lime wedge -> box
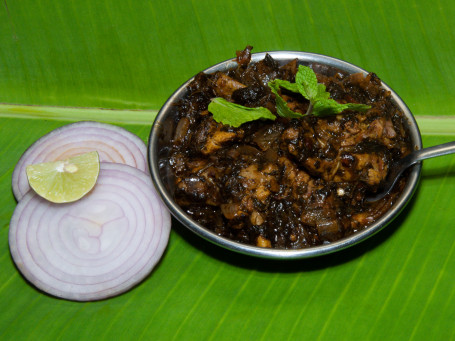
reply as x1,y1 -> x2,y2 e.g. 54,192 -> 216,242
26,151 -> 100,203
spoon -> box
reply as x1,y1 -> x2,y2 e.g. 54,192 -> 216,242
367,141 -> 455,202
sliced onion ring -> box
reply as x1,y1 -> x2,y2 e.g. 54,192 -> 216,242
9,163 -> 171,301
12,121 -> 148,201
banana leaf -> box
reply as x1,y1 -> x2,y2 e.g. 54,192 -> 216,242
1,0 -> 455,340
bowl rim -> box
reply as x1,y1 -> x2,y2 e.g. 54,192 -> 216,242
148,50 -> 423,259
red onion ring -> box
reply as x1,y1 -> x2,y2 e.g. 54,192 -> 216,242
9,163 -> 171,301
12,121 -> 148,201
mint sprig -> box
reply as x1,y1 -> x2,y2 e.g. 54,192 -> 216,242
207,65 -> 371,127
208,97 -> 276,128
268,65 -> 371,117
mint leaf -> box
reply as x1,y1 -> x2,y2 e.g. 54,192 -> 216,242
268,80 -> 303,118
208,97 -> 276,128
295,65 -> 319,100
271,79 -> 300,93
313,99 -> 371,116
316,83 -> 330,100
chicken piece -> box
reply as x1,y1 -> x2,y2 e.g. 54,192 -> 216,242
170,154 -> 211,177
220,203 -> 246,220
175,176 -> 217,205
191,117 -> 241,155
303,151 -> 388,187
278,156 -> 314,200
354,153 -> 388,186
281,125 -> 310,158
232,162 -> 281,207
303,157 -> 341,182
256,235 -> 272,248
213,72 -> 246,99
250,211 -> 265,225
383,119 -> 397,138
351,212 -> 375,228
202,130 -> 238,155
282,126 -> 300,141
236,45 -> 253,67
174,163 -> 222,206
341,116 -> 397,149
239,164 -> 275,203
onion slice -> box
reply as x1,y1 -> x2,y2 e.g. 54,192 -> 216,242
12,121 -> 148,201
9,163 -> 171,301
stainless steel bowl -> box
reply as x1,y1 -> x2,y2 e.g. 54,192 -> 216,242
148,51 -> 422,259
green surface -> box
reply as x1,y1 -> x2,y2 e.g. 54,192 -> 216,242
1,0 -> 455,340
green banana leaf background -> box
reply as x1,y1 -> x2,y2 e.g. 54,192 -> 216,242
1,0 -> 455,339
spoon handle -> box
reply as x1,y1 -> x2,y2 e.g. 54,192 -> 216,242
412,141 -> 455,164
366,141 -> 455,202
398,141 -> 455,181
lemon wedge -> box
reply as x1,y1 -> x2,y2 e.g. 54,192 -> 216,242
26,151 -> 100,203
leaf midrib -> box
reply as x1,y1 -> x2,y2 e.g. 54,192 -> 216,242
1,103 -> 454,136
0,103 -> 158,125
